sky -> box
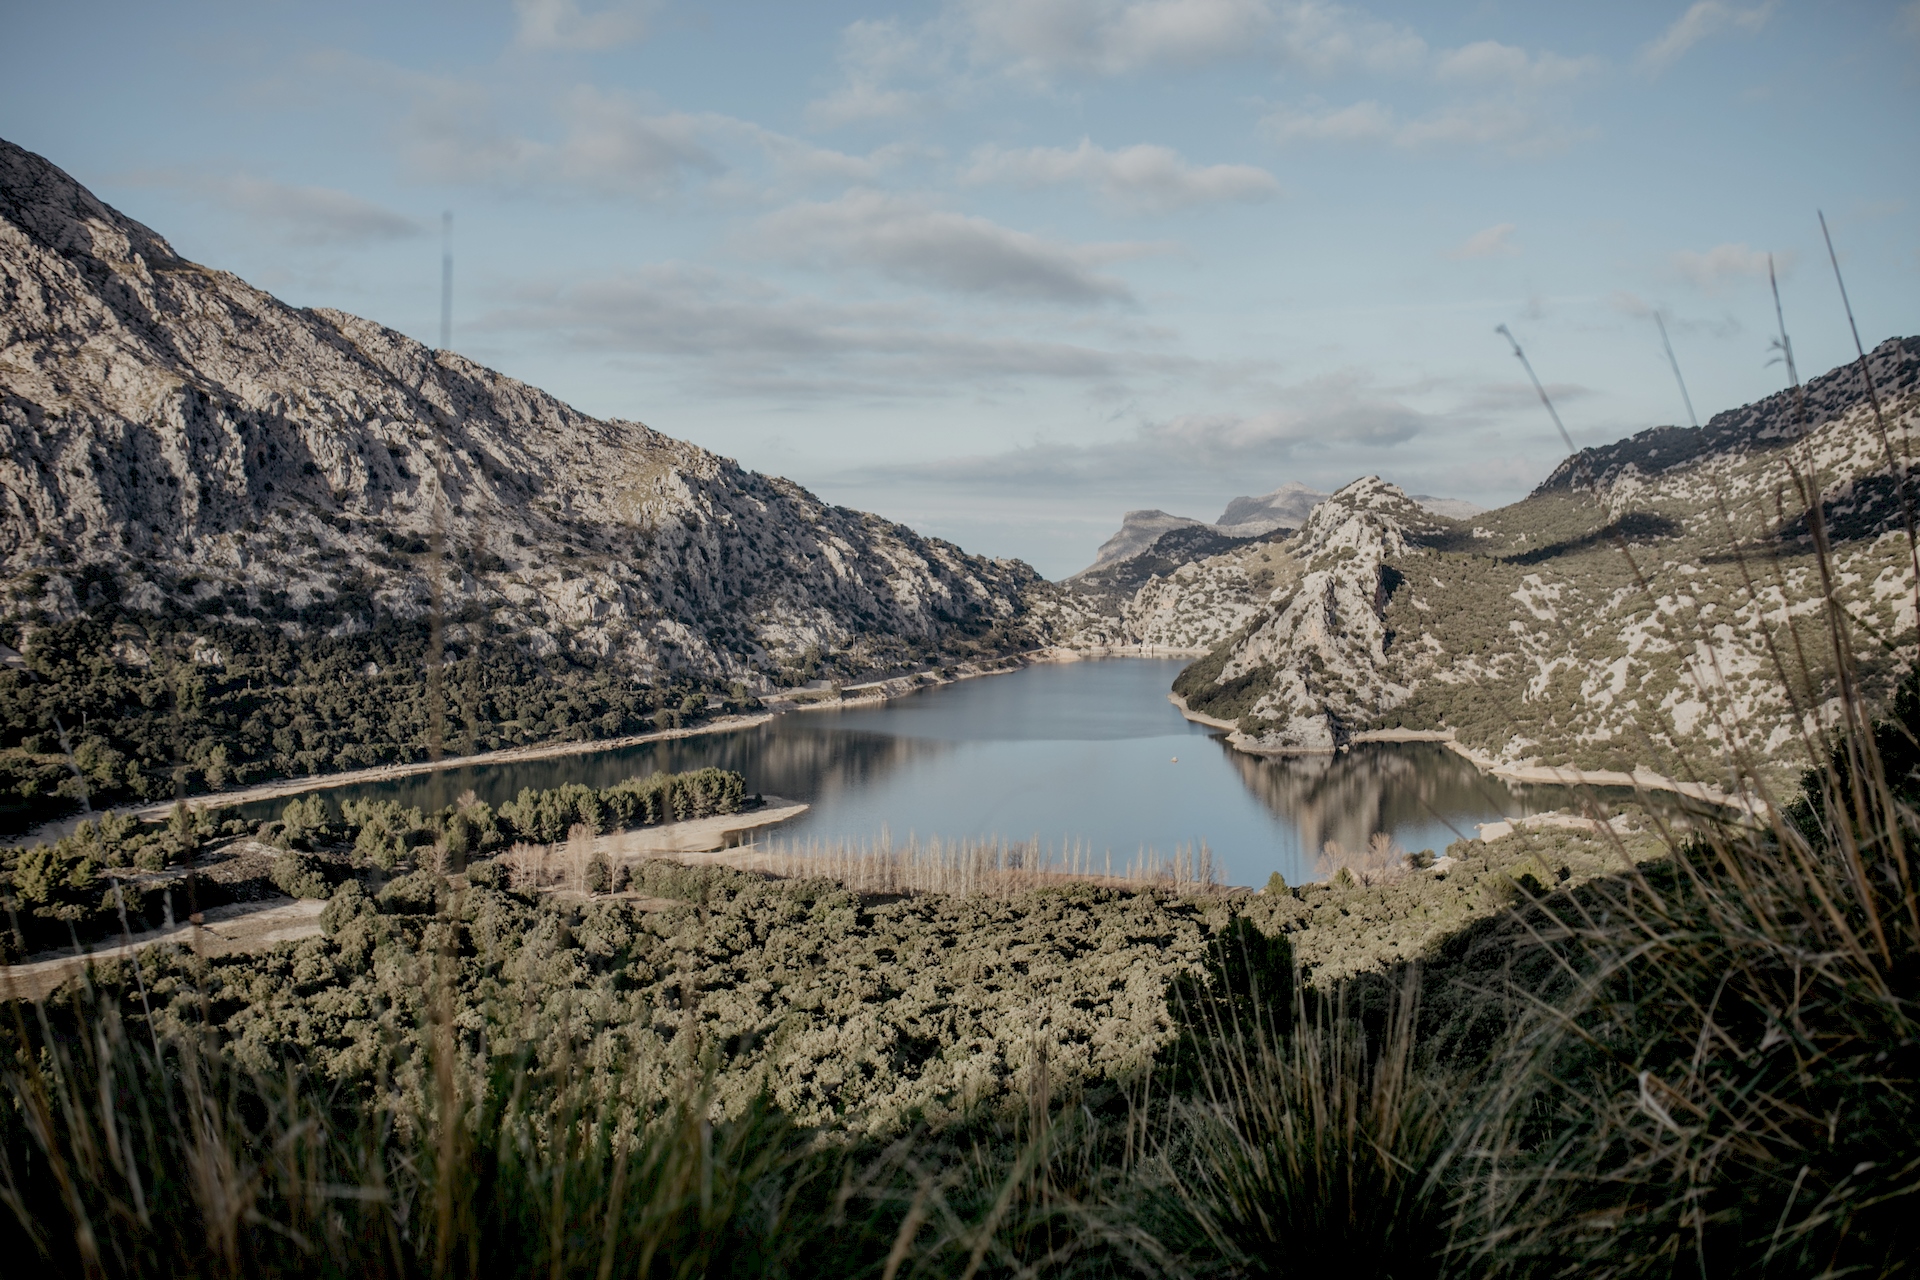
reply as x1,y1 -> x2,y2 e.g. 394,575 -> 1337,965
2,1 -> 1917,578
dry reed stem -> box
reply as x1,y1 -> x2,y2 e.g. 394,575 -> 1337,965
729,832 -> 1223,899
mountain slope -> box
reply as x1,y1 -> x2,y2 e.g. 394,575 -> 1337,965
1172,341 -> 1920,790
0,139 -> 1045,825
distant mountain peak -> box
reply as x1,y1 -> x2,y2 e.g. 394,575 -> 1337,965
1079,510 -> 1209,574
1216,481 -> 1328,531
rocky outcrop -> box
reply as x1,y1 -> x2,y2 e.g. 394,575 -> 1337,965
1188,478 -> 1442,751
1064,483 -> 1476,653
1122,535 -> 1295,651
0,138 -> 1041,687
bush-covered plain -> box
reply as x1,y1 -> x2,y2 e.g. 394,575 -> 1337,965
5,671 -> 1914,1276
0,602 -> 756,836
0,767 -> 749,960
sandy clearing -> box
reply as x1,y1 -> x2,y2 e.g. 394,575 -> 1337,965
3,897 -> 327,1002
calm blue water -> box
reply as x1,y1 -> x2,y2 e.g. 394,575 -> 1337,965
252,658 -> 1595,887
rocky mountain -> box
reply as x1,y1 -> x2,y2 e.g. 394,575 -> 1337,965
1215,480 -> 1328,531
1079,510 -> 1210,573
0,139 -> 1050,825
1166,338 -> 1919,790
1069,523 -> 1277,597
1214,482 -> 1478,533
1076,484 -> 1476,588
1120,535 -> 1296,651
0,138 -> 1045,671
1406,494 -> 1484,521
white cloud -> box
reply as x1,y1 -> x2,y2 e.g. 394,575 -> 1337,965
807,82 -> 929,130
806,19 -> 939,128
964,139 -> 1278,212
316,55 -> 921,205
1268,1 -> 1428,75
839,369 -> 1434,499
1262,99 -> 1395,143
1254,27 -> 1602,156
1446,222 -> 1519,260
1671,242 -> 1784,290
952,0 -> 1432,78
480,263 -> 1188,400
960,0 -> 1276,75
1607,289 -> 1657,319
1639,1 -> 1777,71
747,189 -> 1164,305
1434,40 -> 1601,90
1394,101 -> 1556,151
125,170 -> 422,245
548,89 -> 720,195
1264,98 -> 1584,154
513,0 -> 656,51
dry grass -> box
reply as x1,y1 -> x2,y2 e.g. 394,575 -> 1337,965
732,830 -> 1224,898
1314,832 -> 1414,887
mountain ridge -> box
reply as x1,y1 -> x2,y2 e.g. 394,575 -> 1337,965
0,137 -> 1053,826
0,138 -> 1041,680
1167,343 -> 1920,787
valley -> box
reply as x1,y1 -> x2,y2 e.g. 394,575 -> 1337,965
2,133 -> 1916,1279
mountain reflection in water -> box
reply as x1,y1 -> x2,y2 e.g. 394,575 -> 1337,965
246,659 -> 1597,887
1223,742 -> 1581,865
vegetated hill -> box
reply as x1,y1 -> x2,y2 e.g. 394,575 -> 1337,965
0,139 -> 1049,827
1170,338 -> 1920,790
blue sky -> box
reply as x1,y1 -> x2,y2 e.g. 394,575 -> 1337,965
3,1 -> 1916,577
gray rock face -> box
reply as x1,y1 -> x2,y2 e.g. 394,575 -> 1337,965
1407,494 -> 1483,520
1079,510 -> 1208,574
0,138 -> 1038,685
1213,477 -> 1440,751
1215,480 -> 1327,532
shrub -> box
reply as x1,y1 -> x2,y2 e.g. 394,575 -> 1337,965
269,850 -> 330,899
465,857 -> 507,891
278,794 -> 328,849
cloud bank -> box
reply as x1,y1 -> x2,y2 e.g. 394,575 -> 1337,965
964,139 -> 1278,211
747,190 -> 1164,304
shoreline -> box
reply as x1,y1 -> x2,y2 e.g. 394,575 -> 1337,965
1167,691 -> 1238,731
18,647 -> 1114,846
19,713 -> 778,844
16,648 -> 1758,848
1,799 -> 814,999
1166,698 -> 1756,812
1440,739 -> 1757,812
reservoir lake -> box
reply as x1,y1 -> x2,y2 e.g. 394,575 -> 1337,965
251,658 -> 1600,888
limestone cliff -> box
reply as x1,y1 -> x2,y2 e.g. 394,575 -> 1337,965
0,139 -> 1039,687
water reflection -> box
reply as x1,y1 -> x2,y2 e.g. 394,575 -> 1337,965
239,659 -> 1603,887
1221,742 -> 1583,860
